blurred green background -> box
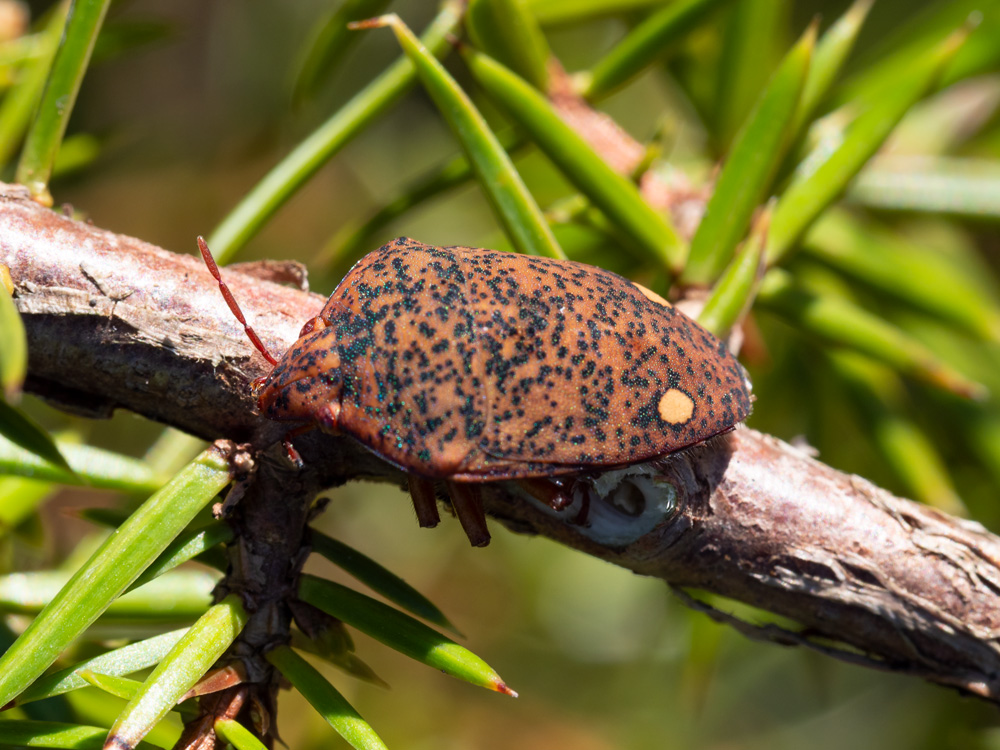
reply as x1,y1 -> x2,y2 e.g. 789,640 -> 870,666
4,0 -> 1000,747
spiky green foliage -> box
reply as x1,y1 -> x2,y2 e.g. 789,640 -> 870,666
2,1 -> 1000,748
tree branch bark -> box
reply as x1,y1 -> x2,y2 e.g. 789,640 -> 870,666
2,182 -> 998,705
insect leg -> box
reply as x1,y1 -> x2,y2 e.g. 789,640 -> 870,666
407,476 -> 440,528
280,424 -> 315,468
282,436 -> 304,468
444,481 -> 490,547
515,477 -> 572,511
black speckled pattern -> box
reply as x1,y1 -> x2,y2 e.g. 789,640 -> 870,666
257,238 -> 753,480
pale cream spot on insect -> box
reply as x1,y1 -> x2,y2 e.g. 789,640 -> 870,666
633,282 -> 672,308
658,389 -> 694,424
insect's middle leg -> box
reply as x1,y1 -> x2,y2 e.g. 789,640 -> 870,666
444,481 -> 490,547
407,476 -> 440,529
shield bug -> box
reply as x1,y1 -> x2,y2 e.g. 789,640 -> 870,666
199,237 -> 753,546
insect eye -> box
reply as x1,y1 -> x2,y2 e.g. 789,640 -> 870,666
298,317 -> 327,338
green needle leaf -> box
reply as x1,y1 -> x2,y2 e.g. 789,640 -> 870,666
144,429 -> 208,477
0,33 -> 46,72
78,509 -> 229,576
954,402 -> 1000,499
298,574 -> 516,696
291,0 -> 393,105
683,22 -> 813,285
355,13 -> 565,260
462,45 -> 682,270
580,0 -> 733,100
13,629 -> 188,706
16,0 -> 111,205
0,433 -> 165,493
0,721 -> 160,750
846,155 -> 1000,219
767,25 -> 970,264
314,129 -> 528,282
527,0 -> 662,25
107,595 -> 248,750
834,0 -> 999,110
713,0 -> 787,150
214,719 -> 268,750
288,629 -> 389,689
756,268 -> 986,400
794,0 -> 873,132
800,209 -> 1000,342
829,351 -> 966,515
207,3 -> 463,263
266,645 -> 388,750
0,400 -> 73,474
0,569 -> 216,618
0,263 -> 26,400
127,522 -> 232,591
310,529 -> 455,632
0,3 -> 68,168
0,476 -> 55,537
467,0 -> 550,91
0,446 -> 232,709
50,132 -> 101,178
698,204 -> 769,338
77,671 -> 143,703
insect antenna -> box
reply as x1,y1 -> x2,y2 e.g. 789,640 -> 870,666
197,236 -> 278,366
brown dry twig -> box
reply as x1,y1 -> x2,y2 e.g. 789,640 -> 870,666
1,182 -> 998,709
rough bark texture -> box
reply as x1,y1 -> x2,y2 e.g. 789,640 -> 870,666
1,183 -> 998,706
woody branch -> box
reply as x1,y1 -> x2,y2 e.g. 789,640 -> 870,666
2,183 -> 998,704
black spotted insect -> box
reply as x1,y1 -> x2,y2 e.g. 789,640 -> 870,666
200,237 -> 752,545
